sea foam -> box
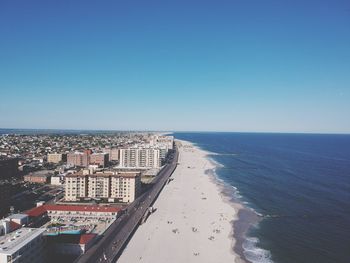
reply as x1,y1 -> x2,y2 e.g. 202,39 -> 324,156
243,237 -> 274,263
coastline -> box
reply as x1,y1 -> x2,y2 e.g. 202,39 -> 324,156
118,139 -> 246,263
203,148 -> 261,263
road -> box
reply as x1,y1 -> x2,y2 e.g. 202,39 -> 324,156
76,145 -> 179,263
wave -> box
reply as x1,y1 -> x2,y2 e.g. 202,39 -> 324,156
243,237 -> 274,263
201,144 -> 274,263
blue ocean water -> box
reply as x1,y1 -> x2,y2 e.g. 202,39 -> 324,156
174,132 -> 350,263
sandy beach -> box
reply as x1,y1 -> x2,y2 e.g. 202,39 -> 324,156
118,140 -> 243,263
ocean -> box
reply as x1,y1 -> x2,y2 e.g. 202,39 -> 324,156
173,132 -> 350,263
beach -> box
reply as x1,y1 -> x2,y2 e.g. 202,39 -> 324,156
118,140 -> 243,263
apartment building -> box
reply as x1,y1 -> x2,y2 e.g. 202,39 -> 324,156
47,153 -> 67,164
0,228 -> 46,263
67,151 -> 108,168
89,153 -> 109,167
88,173 -> 111,199
65,172 -> 88,201
150,135 -> 174,150
103,148 -> 119,161
110,172 -> 141,203
119,148 -> 161,168
65,171 -> 141,203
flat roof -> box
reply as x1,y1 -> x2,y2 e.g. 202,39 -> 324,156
0,228 -> 45,255
45,205 -> 120,213
8,214 -> 28,220
25,204 -> 121,217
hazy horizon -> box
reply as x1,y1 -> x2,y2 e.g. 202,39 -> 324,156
1,127 -> 350,135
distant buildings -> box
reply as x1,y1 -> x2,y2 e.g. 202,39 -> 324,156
67,150 -> 109,168
103,148 -> 119,161
90,153 -> 109,167
151,135 -> 174,150
0,228 -> 46,263
65,171 -> 141,203
47,153 -> 67,164
67,150 -> 91,167
23,170 -> 53,184
118,135 -> 174,169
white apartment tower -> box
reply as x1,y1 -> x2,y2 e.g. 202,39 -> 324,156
119,148 -> 161,168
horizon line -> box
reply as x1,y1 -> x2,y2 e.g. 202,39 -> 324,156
0,127 -> 349,136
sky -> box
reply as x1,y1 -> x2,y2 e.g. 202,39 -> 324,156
0,0 -> 349,133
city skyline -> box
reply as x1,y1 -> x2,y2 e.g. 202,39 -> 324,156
1,0 -> 350,133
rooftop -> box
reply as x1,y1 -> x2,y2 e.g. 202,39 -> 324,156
0,228 -> 45,254
8,214 -> 28,220
25,204 -> 121,217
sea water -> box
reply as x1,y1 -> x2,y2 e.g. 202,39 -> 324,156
174,132 -> 350,263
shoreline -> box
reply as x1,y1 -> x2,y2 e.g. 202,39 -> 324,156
199,146 -> 259,263
201,143 -> 269,263
118,139 -> 246,263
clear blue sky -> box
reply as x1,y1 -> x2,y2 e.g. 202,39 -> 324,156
0,0 -> 349,133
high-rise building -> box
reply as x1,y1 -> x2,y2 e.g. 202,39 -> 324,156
67,150 -> 108,167
89,153 -> 109,167
64,171 -> 141,203
65,173 -> 88,201
119,148 -> 161,168
103,148 -> 119,161
110,172 -> 141,203
88,173 -> 111,199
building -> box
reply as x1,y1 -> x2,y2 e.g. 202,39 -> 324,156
50,176 -> 62,185
88,173 -> 111,199
119,148 -> 137,168
0,157 -> 18,179
67,151 -> 108,168
151,135 -> 174,150
0,215 -> 25,236
7,214 -> 29,226
65,171 -> 141,203
67,152 -> 85,167
110,172 -> 141,203
47,153 -> 67,164
47,233 -> 97,258
119,148 -> 161,168
89,153 -> 109,167
103,148 -> 119,161
25,205 -> 120,223
0,228 -> 46,263
65,173 -> 88,201
23,171 -> 53,184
